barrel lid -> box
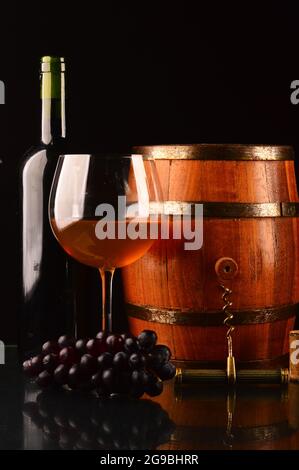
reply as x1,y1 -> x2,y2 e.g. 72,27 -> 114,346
133,144 -> 294,161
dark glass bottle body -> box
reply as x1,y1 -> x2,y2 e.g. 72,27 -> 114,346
19,57 -> 74,358
19,58 -> 129,358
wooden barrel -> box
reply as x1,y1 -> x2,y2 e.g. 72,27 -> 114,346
122,144 -> 299,365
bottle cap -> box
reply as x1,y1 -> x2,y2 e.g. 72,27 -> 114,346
41,56 -> 65,73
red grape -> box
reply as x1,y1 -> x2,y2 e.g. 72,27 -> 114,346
80,354 -> 97,375
54,364 -> 69,385
31,355 -> 44,375
113,352 -> 129,370
75,338 -> 88,355
97,352 -> 113,370
86,339 -> 106,357
68,364 -> 81,388
43,354 -> 59,373
102,368 -> 117,390
147,345 -> 171,367
129,353 -> 146,370
155,362 -> 176,380
42,340 -> 59,355
36,370 -> 53,388
131,369 -> 143,386
132,369 -> 152,387
106,334 -> 124,353
145,378 -> 163,397
124,337 -> 139,354
23,329 -> 173,399
23,359 -> 35,377
59,347 -> 79,366
91,371 -> 102,388
137,330 -> 157,351
96,331 -> 107,341
58,335 -> 75,349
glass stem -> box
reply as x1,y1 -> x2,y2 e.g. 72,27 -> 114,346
99,268 -> 115,333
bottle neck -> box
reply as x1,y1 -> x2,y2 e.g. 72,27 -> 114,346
41,71 -> 66,145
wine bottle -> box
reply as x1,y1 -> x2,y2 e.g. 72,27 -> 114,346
19,56 -> 74,358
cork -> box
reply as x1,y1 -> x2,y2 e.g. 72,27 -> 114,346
289,330 -> 299,382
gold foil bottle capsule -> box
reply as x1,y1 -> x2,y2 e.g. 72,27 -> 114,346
289,331 -> 299,382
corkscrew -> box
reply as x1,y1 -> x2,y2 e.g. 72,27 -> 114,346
215,257 -> 239,384
221,284 -> 236,384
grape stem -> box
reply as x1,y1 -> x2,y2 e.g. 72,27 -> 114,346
99,268 -> 115,333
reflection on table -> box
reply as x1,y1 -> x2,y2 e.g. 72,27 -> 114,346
154,382 -> 299,450
23,384 -> 175,450
23,379 -> 299,450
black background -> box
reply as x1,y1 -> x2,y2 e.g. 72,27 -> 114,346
1,3 -> 299,342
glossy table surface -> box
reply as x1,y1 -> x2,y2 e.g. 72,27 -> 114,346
1,348 -> 299,450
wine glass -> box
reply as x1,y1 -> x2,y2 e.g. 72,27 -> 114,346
49,154 -> 162,333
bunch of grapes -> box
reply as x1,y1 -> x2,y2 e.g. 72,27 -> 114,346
23,330 -> 176,398
23,389 -> 175,450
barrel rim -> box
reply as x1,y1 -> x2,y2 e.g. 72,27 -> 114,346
134,144 -> 294,161
125,303 -> 298,326
147,201 -> 299,217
